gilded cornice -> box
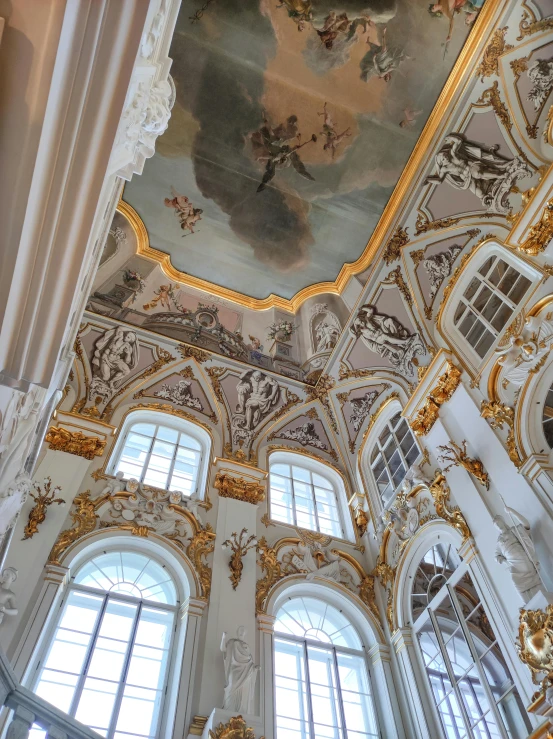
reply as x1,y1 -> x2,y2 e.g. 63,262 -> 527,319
117,0 -> 507,312
214,471 -> 265,505
45,426 -> 106,460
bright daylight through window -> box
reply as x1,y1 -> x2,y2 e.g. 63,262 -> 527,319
274,597 -> 379,739
32,551 -> 177,739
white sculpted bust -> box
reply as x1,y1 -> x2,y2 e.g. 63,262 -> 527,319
220,626 -> 259,714
494,507 -> 542,602
0,567 -> 18,626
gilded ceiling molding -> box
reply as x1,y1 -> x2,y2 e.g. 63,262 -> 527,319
481,399 -> 523,468
410,362 -> 462,436
382,226 -> 409,266
476,27 -> 513,80
115,0 -> 508,312
429,473 -> 471,542
517,200 -> 553,256
414,214 -> 462,235
45,426 -> 106,460
214,471 -> 265,505
517,9 -> 553,40
477,81 -> 512,131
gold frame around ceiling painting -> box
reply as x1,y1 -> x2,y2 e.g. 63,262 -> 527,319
121,0 -> 502,312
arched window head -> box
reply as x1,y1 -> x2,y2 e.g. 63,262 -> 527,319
369,410 -> 419,504
443,245 -> 538,370
269,453 -> 349,539
542,380 -> 553,448
33,549 -> 179,738
109,410 -> 211,498
410,541 -> 531,738
274,597 -> 380,739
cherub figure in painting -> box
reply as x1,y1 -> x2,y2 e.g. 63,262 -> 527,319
251,115 -> 317,192
318,102 -> 351,158
143,284 -> 175,311
360,26 -> 406,83
164,187 -> 203,235
399,106 -> 423,129
277,0 -> 313,31
316,11 -> 350,50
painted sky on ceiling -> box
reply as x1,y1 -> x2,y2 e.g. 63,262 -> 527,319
124,0 -> 483,300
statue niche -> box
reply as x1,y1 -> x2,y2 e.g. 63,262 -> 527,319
310,304 -> 341,354
232,370 -> 281,446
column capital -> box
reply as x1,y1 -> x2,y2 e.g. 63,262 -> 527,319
257,613 -> 276,634
367,643 -> 392,663
391,626 -> 414,652
458,537 -> 478,564
181,597 -> 208,620
43,564 -> 70,587
519,453 -> 552,482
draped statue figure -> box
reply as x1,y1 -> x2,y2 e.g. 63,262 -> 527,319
220,627 -> 259,714
494,507 -> 542,602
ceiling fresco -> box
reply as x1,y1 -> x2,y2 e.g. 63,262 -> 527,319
123,0 -> 485,301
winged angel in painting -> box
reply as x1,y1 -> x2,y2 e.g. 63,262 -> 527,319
251,115 -> 317,192
164,188 -> 203,235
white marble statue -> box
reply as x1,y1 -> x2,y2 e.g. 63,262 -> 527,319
0,567 -> 18,626
184,491 -> 203,525
279,422 -> 327,451
292,542 -> 342,582
351,304 -> 424,375
91,326 -> 139,397
100,471 -> 126,496
220,627 -> 259,714
527,58 -> 553,110
496,314 -> 553,386
315,321 -> 340,352
154,378 -> 203,411
422,244 -> 463,302
233,370 -> 280,445
425,133 -> 531,214
350,390 -> 379,433
494,507 -> 542,602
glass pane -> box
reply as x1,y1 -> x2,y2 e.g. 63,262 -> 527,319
307,645 -> 343,739
271,463 -> 291,477
508,274 -> 530,304
156,426 -> 178,443
115,684 -> 161,738
275,598 -> 362,650
74,677 -> 118,732
275,639 -> 310,739
130,423 -> 156,437
473,328 -> 495,358
312,472 -> 333,490
292,466 -> 311,483
337,653 -> 378,737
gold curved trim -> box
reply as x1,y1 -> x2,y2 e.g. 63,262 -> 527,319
119,0 -> 503,312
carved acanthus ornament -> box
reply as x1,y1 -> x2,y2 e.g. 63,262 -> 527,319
214,472 -> 265,505
480,400 -> 522,468
517,605 -> 553,693
49,491 -> 109,564
476,27 -> 513,80
382,226 -> 409,265
438,440 -> 490,489
256,537 -> 285,614
477,81 -> 512,131
177,344 -> 210,363
208,715 -> 256,739
222,528 -> 258,590
429,473 -> 471,541
410,363 -> 462,436
517,200 -> 553,256
44,426 -> 106,460
23,477 -> 65,540
517,11 -> 553,40
415,214 -> 462,235
186,528 -> 216,601
206,367 -> 226,402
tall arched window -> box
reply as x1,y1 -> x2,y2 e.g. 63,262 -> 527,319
542,379 -> 553,448
32,550 -> 178,739
274,596 -> 379,739
109,411 -> 211,497
411,542 -> 531,738
369,411 -> 418,504
269,455 -> 345,538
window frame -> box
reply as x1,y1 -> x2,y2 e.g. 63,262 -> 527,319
31,549 -> 180,739
441,243 -> 539,371
368,409 -> 420,505
108,410 -> 211,500
411,542 -> 531,739
268,451 -> 354,542
273,597 -> 380,739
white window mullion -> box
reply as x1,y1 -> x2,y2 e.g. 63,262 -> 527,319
140,427 -> 158,484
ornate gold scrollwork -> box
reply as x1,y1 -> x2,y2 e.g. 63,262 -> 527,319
49,491 -> 110,564
177,344 -> 210,363
476,27 -> 513,80
382,226 -> 409,265
517,605 -> 553,692
306,374 -> 338,433
429,473 -> 471,542
518,200 -> 553,256
208,716 -> 259,739
214,472 -> 265,505
410,363 -> 462,436
437,440 -> 490,489
372,558 -> 396,632
44,426 -> 106,460
480,400 -> 522,468
23,477 -> 65,540
222,528 -> 257,590
187,527 -> 216,601
415,214 -> 462,235
256,536 -> 285,614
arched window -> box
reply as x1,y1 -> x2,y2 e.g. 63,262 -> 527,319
274,596 -> 379,739
542,379 -> 553,448
269,454 -> 345,538
411,542 -> 531,738
452,254 -> 531,359
109,411 -> 210,497
32,550 -> 178,739
369,411 -> 418,504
